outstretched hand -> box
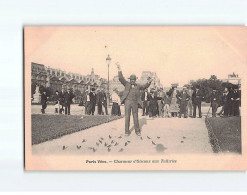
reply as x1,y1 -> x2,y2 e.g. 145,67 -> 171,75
115,62 -> 121,71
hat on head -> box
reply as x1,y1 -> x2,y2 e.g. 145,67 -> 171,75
128,74 -> 137,80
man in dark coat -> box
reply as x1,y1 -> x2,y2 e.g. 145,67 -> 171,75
149,89 -> 158,118
64,88 -> 75,115
177,86 -> 190,118
116,63 -> 152,136
89,88 -> 97,115
231,85 -> 241,116
82,89 -> 91,115
41,91 -> 48,114
59,88 -> 66,114
192,85 -> 204,118
141,88 -> 150,116
96,88 -> 104,115
102,88 -> 108,115
54,90 -> 60,113
210,88 -> 220,117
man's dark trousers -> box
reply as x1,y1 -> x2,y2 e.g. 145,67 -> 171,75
65,103 -> 71,115
125,100 -> 140,134
142,100 -> 148,115
193,102 -> 202,118
98,102 -> 103,115
211,102 -> 218,117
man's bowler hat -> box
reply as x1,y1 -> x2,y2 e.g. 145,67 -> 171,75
128,74 -> 137,80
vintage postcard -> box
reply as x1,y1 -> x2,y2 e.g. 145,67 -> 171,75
24,26 -> 247,170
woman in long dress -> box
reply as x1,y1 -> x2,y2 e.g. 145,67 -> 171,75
169,87 -> 179,117
111,89 -> 121,116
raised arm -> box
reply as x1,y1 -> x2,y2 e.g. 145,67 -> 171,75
139,80 -> 152,90
116,62 -> 127,86
139,76 -> 153,90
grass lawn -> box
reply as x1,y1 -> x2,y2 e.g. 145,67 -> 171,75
31,114 -> 123,145
206,116 -> 241,153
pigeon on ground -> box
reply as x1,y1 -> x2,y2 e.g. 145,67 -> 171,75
152,141 -> 156,145
82,139 -> 87,143
127,141 -> 131,143
111,140 -> 114,144
99,140 -> 102,144
157,136 -> 160,139
100,137 -> 104,140
109,135 -> 112,139
182,136 -> 186,139
92,148 -> 97,152
62,146 -> 67,150
77,145 -> 81,149
96,142 -> 99,146
181,141 -> 184,143
119,148 -> 124,152
108,147 -> 111,152
118,136 -> 122,139
125,142 -> 128,146
147,136 -> 151,139
114,142 -> 119,146
140,137 -> 143,140
107,144 -> 111,148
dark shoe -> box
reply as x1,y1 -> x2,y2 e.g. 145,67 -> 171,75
125,132 -> 131,136
136,132 -> 141,136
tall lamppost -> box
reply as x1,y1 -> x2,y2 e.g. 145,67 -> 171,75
106,54 -> 111,105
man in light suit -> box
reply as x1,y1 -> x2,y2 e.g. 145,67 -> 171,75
116,63 -> 152,136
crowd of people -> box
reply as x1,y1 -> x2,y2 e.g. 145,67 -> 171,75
40,83 -> 241,119
139,84 -> 241,119
40,86 -> 121,116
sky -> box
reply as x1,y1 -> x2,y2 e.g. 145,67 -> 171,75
25,26 -> 247,87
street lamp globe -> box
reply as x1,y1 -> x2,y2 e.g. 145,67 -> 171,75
106,54 -> 111,64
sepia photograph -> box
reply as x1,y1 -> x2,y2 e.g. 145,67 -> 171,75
24,26 -> 247,170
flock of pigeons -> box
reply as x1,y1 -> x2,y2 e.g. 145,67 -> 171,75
62,134 -> 176,153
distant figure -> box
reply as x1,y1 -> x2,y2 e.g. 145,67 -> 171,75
41,91 -> 48,114
141,88 -> 150,116
54,90 -> 60,114
116,62 -> 152,136
64,88 -> 75,115
96,88 -> 104,115
157,88 -> 165,117
111,88 -> 121,116
192,85 -> 203,118
102,88 -> 108,115
89,88 -> 97,115
83,89 -> 91,115
218,88 -> 230,116
163,91 -> 171,117
231,85 -> 241,116
169,87 -> 179,117
177,86 -> 190,118
187,85 -> 193,117
149,89 -> 158,118
210,87 -> 220,117
59,88 -> 66,114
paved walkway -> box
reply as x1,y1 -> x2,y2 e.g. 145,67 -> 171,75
32,112 -> 213,155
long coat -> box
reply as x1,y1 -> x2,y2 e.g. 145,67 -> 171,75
192,89 -> 203,104
118,71 -> 151,108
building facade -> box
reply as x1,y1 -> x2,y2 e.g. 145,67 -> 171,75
31,62 -> 107,95
222,72 -> 241,85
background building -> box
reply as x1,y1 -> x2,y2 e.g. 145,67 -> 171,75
222,72 -> 241,85
31,62 -> 107,96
